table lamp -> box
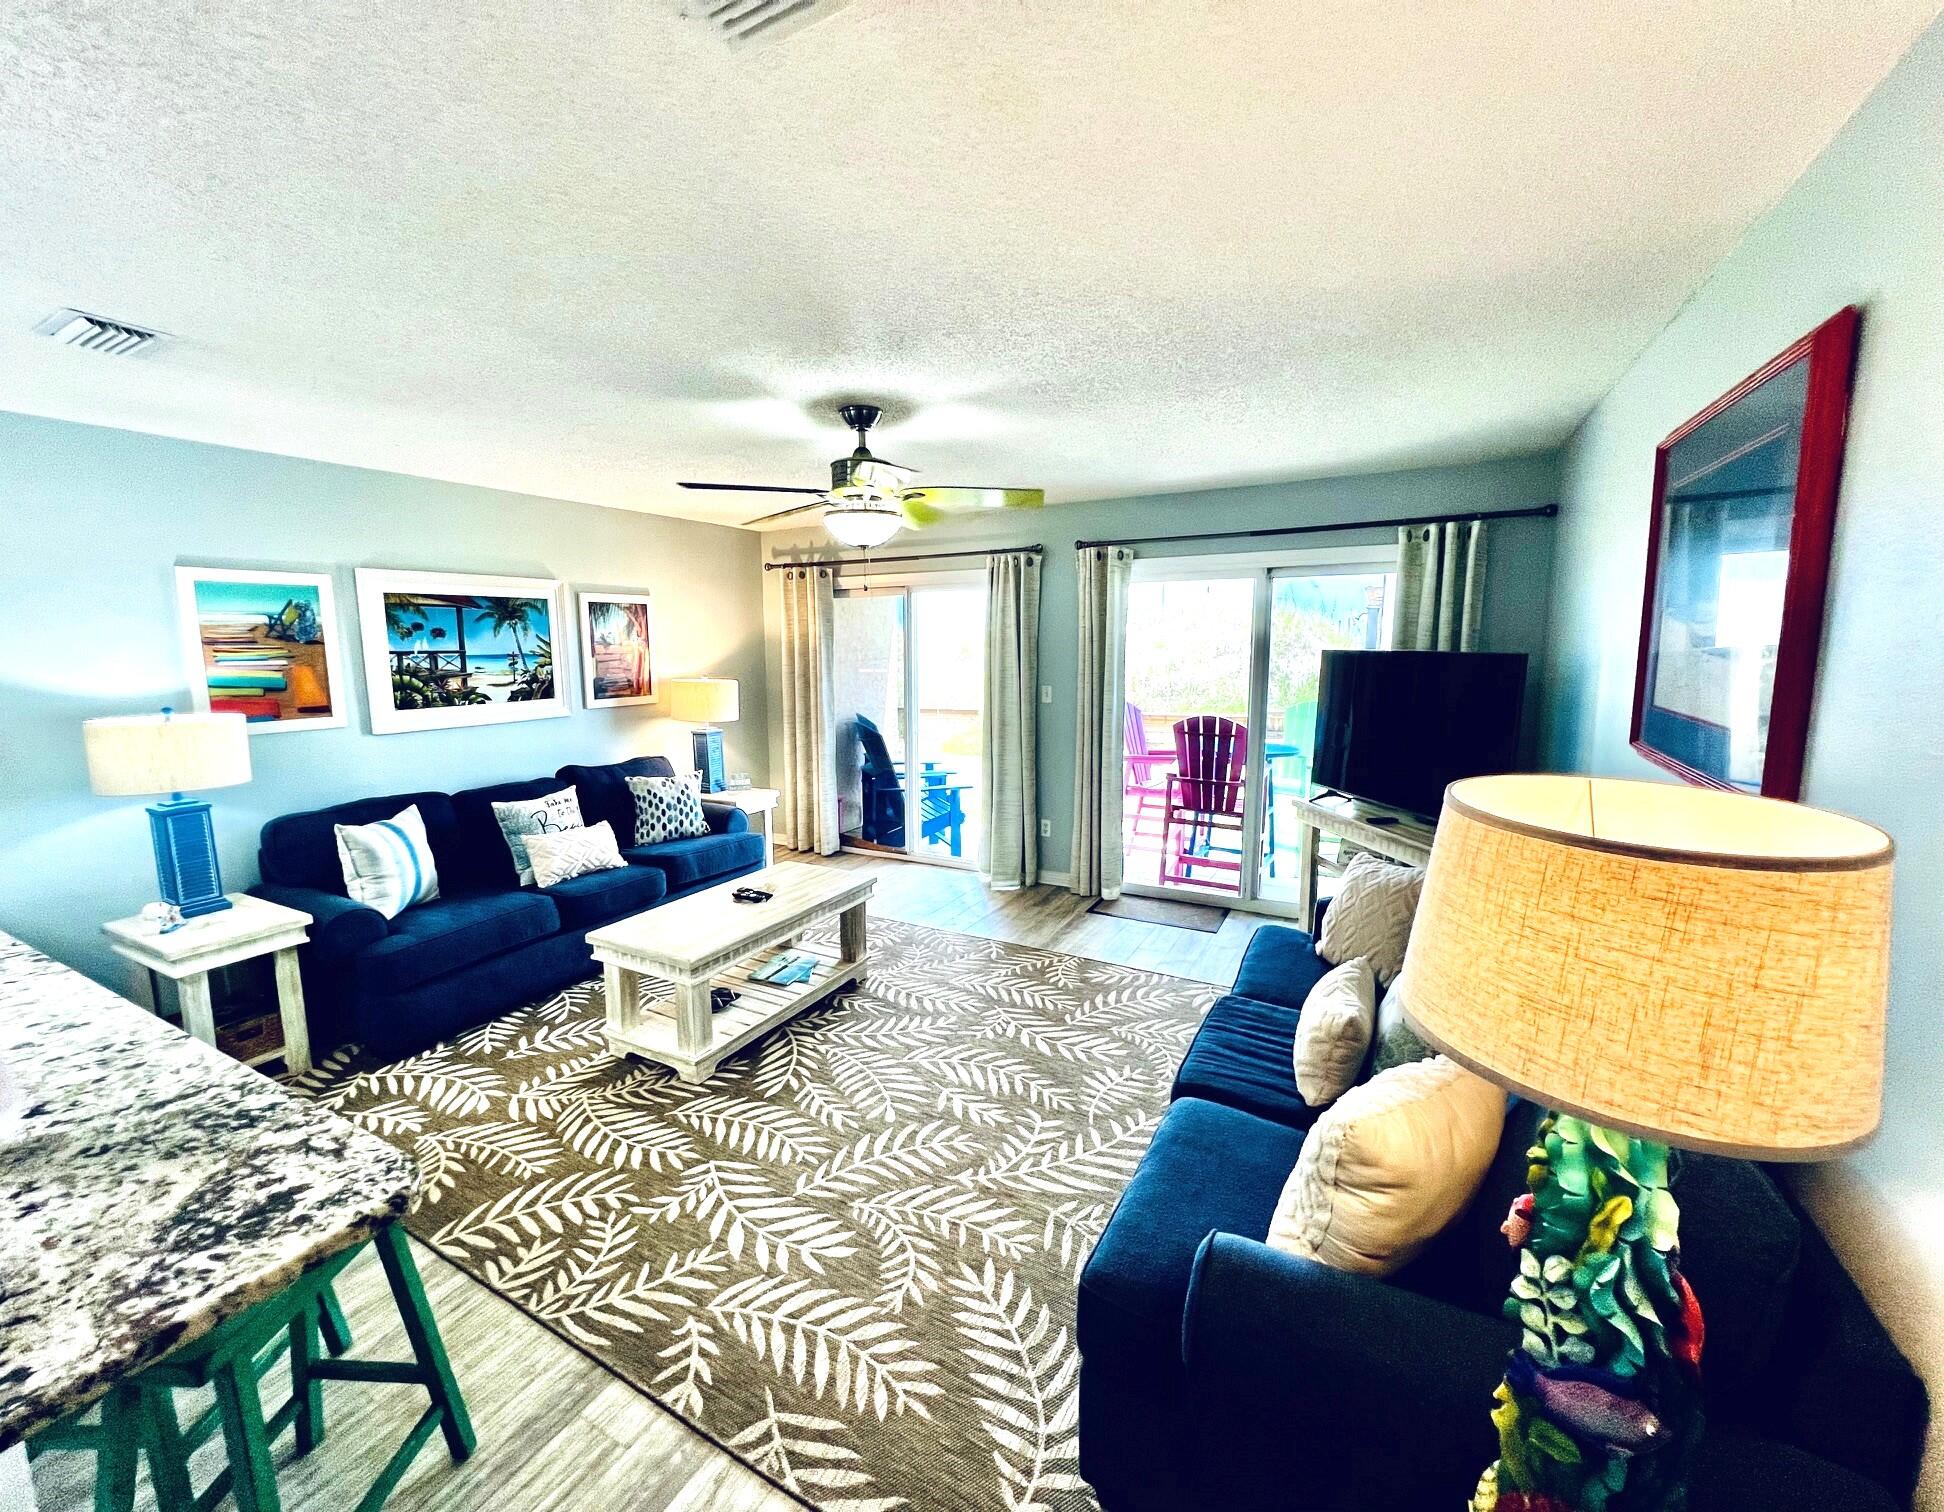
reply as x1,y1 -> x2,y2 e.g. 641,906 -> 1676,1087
84,708 -> 252,918
666,677 -> 739,793
1399,774 -> 1892,1512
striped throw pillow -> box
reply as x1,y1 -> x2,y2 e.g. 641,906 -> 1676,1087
334,804 -> 441,920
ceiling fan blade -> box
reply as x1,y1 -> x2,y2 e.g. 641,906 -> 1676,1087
741,500 -> 832,528
678,481 -> 828,494
899,487 -> 1045,527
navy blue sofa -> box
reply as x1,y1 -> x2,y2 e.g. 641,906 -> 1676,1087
1078,924 -> 1928,1512
251,756 -> 764,1059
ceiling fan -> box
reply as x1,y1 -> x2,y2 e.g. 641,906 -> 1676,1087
679,403 -> 1044,548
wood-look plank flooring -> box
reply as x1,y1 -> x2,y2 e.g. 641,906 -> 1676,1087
30,856 -> 1265,1512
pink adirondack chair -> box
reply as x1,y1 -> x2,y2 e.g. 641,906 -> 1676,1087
1159,716 -> 1247,892
1122,702 -> 1174,834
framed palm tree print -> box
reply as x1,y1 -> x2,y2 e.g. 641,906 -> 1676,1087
354,568 -> 573,733
578,591 -> 657,708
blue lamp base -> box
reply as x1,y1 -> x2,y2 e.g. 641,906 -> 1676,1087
690,727 -> 726,794
147,796 -> 232,917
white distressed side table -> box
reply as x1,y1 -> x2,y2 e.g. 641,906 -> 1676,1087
588,862 -> 872,1083
101,893 -> 313,1075
703,786 -> 781,865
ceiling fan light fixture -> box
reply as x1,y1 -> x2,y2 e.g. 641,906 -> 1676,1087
823,504 -> 903,549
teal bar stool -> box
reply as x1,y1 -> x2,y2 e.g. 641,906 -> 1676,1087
32,1223 -> 472,1512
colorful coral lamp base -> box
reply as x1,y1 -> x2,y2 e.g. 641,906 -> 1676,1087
1471,1114 -> 1705,1512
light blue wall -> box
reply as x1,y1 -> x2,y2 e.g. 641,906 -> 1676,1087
764,451 -> 1562,875
1539,21 -> 1944,1485
0,411 -> 768,998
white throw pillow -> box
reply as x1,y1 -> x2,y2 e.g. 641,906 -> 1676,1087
1266,1055 -> 1504,1276
1316,852 -> 1424,985
491,787 -> 585,887
627,774 -> 710,846
1291,958 -> 1378,1106
524,821 -> 627,889
334,804 -> 440,920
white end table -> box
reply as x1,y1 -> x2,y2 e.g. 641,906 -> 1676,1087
703,786 -> 781,865
102,893 -> 313,1075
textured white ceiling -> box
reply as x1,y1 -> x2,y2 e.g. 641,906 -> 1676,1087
1,1 -> 1936,529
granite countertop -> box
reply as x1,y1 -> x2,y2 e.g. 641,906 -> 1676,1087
0,931 -> 417,1449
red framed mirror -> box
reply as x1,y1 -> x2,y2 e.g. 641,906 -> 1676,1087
1629,307 -> 1860,801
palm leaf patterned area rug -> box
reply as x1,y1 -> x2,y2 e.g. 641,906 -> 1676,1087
290,918 -> 1218,1511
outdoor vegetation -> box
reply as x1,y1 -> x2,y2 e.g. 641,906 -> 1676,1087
1124,574 -> 1389,731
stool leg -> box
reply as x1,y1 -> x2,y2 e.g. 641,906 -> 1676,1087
92,1388 -> 139,1512
318,1284 -> 354,1356
139,1388 -> 198,1512
373,1224 -> 476,1462
211,1358 -> 282,1512
289,1303 -> 324,1457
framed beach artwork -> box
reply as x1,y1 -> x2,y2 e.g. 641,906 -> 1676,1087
578,591 -> 656,708
1630,307 -> 1859,800
175,566 -> 347,733
353,568 -> 572,734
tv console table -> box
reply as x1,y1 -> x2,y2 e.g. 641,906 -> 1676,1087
1289,794 -> 1436,930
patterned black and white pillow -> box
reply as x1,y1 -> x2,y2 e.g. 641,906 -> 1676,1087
626,774 -> 710,846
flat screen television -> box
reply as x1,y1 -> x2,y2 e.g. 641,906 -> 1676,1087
1310,650 -> 1528,819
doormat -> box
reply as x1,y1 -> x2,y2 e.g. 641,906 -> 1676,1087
1087,894 -> 1228,933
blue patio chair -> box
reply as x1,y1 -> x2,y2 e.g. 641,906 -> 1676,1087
855,714 -> 970,857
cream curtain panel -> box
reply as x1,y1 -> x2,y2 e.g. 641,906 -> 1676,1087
1067,545 -> 1134,899
777,565 -> 840,855
1395,520 -> 1488,650
981,552 -> 1042,890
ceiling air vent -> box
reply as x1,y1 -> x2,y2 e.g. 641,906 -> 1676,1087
36,308 -> 163,356
674,0 -> 859,49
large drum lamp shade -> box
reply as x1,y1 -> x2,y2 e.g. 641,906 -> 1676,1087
1401,773 -> 1892,1159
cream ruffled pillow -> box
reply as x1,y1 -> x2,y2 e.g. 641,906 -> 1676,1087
1315,852 -> 1424,985
1291,958 -> 1378,1105
1267,1055 -> 1504,1276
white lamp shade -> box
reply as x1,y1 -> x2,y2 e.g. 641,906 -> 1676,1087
665,677 -> 740,725
1400,773 -> 1892,1160
83,712 -> 252,797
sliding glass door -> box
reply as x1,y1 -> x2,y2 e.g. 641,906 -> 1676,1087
1120,548 -> 1396,913
1121,571 -> 1257,898
833,577 -> 986,869
1255,563 -> 1395,905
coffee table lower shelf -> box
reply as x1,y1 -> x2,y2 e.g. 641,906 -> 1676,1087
600,938 -> 865,1083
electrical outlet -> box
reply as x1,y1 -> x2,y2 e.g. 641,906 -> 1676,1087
1040,684 -> 1053,703
1039,819 -> 1051,837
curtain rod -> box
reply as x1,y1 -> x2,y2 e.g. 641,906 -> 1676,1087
1073,501 -> 1558,552
763,544 -> 1044,572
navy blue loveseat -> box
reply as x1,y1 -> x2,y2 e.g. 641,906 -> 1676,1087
250,757 -> 764,1058
1077,924 -> 1928,1512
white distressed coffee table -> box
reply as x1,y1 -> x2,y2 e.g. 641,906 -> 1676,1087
587,862 -> 874,1083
